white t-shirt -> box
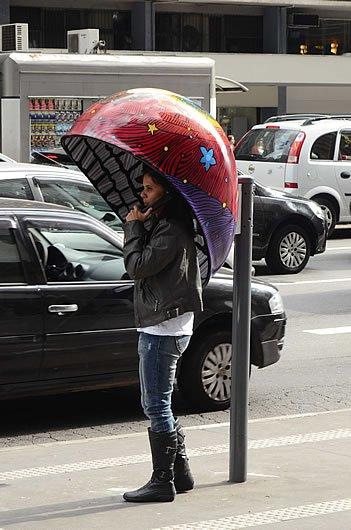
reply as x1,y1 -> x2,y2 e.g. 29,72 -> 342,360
137,312 -> 194,336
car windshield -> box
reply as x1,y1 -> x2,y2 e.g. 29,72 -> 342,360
37,227 -> 122,256
235,128 -> 298,163
40,180 -> 123,230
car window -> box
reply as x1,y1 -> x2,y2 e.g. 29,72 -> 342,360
338,131 -> 351,161
310,132 -> 336,160
0,178 -> 33,200
0,228 -> 25,284
27,220 -> 128,283
37,179 -> 122,229
235,129 -> 298,163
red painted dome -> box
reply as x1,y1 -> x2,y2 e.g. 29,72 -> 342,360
62,88 -> 238,283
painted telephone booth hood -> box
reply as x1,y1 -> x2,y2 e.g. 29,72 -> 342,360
62,88 -> 238,285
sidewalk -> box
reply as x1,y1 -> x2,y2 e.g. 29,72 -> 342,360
0,408 -> 350,529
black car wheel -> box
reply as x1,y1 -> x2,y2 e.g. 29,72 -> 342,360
178,329 -> 251,411
313,197 -> 336,237
266,224 -> 311,274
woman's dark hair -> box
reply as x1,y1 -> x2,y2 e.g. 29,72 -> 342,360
142,164 -> 171,191
142,164 -> 194,234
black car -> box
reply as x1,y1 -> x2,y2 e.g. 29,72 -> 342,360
0,169 -> 326,275
31,149 -> 78,170
0,199 -> 286,410
253,182 -> 327,274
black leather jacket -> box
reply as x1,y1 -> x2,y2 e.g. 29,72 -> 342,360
123,216 -> 203,327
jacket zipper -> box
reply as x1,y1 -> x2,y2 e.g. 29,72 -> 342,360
143,281 -> 159,312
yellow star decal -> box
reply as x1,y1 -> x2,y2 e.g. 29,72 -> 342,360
147,123 -> 158,135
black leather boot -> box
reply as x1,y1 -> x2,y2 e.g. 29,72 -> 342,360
174,418 -> 194,493
123,428 -> 177,503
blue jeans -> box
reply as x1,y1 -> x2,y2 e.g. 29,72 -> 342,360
138,333 -> 191,433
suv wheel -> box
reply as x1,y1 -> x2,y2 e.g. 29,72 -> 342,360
266,224 -> 311,274
177,329 -> 251,411
313,197 -> 336,237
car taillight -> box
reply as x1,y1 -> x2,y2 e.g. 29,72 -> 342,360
46,154 -> 59,159
287,131 -> 305,164
266,125 -> 280,129
284,182 -> 298,189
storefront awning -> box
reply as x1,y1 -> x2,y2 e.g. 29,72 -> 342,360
215,77 -> 249,93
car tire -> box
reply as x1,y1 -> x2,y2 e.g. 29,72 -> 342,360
177,329 -> 251,411
266,224 -> 311,274
313,197 -> 337,237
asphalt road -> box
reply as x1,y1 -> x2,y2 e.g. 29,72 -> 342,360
1,228 -> 351,447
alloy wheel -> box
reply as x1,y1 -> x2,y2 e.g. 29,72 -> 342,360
201,342 -> 231,402
279,231 -> 307,270
319,204 -> 333,231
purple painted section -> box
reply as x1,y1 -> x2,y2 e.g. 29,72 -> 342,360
167,175 -> 235,273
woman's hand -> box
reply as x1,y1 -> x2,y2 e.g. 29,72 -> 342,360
126,205 -> 152,223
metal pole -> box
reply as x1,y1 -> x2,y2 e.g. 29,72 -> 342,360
229,176 -> 254,483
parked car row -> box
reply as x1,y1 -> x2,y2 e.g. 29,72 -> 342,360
0,198 -> 286,409
0,125 -> 331,409
0,162 -> 327,274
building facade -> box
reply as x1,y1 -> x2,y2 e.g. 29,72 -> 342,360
2,0 -> 351,137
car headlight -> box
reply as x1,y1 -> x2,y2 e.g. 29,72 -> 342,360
268,291 -> 284,315
309,201 -> 325,220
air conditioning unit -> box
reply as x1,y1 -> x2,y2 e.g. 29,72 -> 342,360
0,23 -> 29,52
67,29 -> 100,54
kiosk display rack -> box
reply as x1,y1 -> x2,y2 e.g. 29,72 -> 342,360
29,97 -> 83,152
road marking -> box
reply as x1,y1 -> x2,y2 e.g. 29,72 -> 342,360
1,407 -> 350,453
213,472 -> 280,478
304,326 -> 351,335
0,428 -> 349,482
248,473 -> 280,478
152,498 -> 351,530
326,246 -> 351,251
273,276 -> 351,286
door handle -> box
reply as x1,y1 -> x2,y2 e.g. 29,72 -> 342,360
340,171 -> 350,179
48,304 -> 78,315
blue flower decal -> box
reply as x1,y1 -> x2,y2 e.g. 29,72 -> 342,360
200,146 -> 216,172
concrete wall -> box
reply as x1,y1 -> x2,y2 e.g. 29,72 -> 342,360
208,52 -> 351,113
287,87 -> 351,114
217,85 -> 277,108
208,53 -> 351,87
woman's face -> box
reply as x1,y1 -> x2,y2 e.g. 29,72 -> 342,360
141,173 -> 166,207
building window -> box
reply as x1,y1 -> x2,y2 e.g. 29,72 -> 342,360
10,7 -> 42,48
288,16 -> 351,55
156,13 -> 204,52
224,16 -> 263,53
10,7 -> 131,51
209,15 -> 223,52
155,13 -> 181,51
156,13 -> 262,53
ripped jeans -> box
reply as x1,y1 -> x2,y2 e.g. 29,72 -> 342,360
138,333 -> 191,433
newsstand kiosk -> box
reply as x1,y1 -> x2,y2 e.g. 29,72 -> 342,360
0,52 -> 216,162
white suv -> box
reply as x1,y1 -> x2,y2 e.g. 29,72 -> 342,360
235,114 -> 351,235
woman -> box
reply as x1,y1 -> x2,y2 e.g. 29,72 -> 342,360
122,164 -> 203,503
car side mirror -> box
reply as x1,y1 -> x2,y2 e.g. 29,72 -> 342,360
101,212 -> 117,222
